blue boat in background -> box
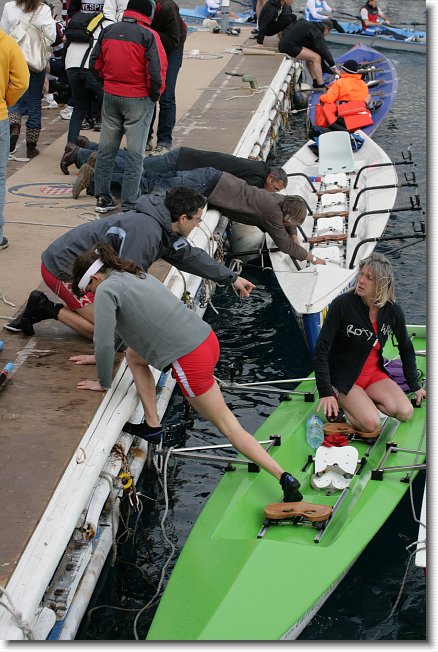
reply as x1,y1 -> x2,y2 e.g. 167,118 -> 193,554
325,20 -> 425,54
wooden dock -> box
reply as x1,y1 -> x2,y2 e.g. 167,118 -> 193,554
0,27 -> 295,638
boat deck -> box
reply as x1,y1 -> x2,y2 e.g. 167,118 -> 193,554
0,28 -> 288,594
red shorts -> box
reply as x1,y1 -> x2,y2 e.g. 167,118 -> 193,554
171,330 -> 220,398
41,262 -> 94,310
355,367 -> 388,390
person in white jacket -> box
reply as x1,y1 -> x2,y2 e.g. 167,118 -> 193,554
1,0 -> 56,157
102,0 -> 127,22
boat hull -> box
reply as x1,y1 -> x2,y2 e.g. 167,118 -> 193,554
147,326 -> 426,640
326,21 -> 426,54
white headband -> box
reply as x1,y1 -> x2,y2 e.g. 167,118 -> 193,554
78,259 -> 104,291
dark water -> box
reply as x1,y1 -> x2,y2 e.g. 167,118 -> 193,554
77,10 -> 427,642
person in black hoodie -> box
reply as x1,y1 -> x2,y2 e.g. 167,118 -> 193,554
146,0 -> 187,156
278,18 -> 337,89
314,253 -> 426,432
255,0 -> 296,46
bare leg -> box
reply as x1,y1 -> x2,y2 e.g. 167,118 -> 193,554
58,304 -> 95,339
187,381 -> 285,480
337,385 -> 381,432
366,379 -> 414,422
295,47 -> 323,84
256,0 -> 266,19
125,347 -> 160,427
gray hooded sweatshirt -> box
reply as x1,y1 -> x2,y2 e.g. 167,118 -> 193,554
94,270 -> 212,389
41,195 -> 238,285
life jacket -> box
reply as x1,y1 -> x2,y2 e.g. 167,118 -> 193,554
315,100 -> 373,132
361,2 -> 379,30
304,0 -> 328,21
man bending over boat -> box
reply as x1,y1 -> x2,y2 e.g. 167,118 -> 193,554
254,0 -> 296,47
71,161 -> 326,266
314,253 -> 425,434
5,188 -> 255,338
62,140 -> 288,197
70,242 -> 303,504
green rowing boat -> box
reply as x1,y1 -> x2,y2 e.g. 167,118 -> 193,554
147,325 -> 426,640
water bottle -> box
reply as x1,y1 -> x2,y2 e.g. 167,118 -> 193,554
308,176 -> 321,183
306,414 -> 324,448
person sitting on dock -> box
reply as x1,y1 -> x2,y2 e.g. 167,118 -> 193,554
254,0 -> 296,46
313,253 -> 426,434
315,59 -> 382,132
70,242 -> 303,503
278,19 -> 338,90
5,188 -> 255,339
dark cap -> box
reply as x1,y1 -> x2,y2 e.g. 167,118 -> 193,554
341,59 -> 359,74
126,0 -> 156,18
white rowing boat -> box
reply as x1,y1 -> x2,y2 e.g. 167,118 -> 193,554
266,130 -> 402,350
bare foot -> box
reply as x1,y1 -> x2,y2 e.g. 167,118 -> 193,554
77,379 -> 105,391
69,354 -> 96,365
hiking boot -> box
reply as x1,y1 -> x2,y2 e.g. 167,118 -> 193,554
123,421 -> 163,444
76,135 -> 91,148
146,144 -> 170,157
5,290 -> 63,336
95,196 -> 118,213
0,237 -> 8,250
280,472 -> 303,502
87,151 -> 97,168
60,142 -> 79,175
26,142 -> 39,159
72,163 -> 94,199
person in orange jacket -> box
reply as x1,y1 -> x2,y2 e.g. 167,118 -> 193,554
316,59 -> 382,131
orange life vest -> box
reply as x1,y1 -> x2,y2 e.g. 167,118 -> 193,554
315,100 -> 374,132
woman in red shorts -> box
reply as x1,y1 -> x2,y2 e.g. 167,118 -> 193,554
69,243 -> 303,502
314,253 -> 425,433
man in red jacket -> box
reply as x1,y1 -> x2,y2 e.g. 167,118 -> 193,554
90,0 -> 167,213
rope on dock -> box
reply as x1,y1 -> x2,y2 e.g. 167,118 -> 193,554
0,586 -> 35,640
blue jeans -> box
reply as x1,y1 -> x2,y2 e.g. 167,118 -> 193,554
0,119 -> 9,240
148,47 -> 184,147
66,68 -> 103,144
94,93 -> 155,211
8,69 -> 46,129
111,166 -> 220,197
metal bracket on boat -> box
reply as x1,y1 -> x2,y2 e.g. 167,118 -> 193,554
286,172 -> 318,193
353,153 -> 414,189
349,225 -> 426,269
350,202 -> 423,241
371,442 -> 426,481
352,180 -> 418,211
153,435 -> 281,473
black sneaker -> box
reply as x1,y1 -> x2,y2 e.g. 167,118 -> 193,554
95,196 -> 118,213
312,83 -> 327,92
123,421 -> 163,445
81,117 -> 95,130
0,237 -> 8,250
280,472 -> 303,503
5,290 -> 62,335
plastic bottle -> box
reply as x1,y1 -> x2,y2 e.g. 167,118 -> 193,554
308,176 -> 321,183
306,414 -> 324,448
